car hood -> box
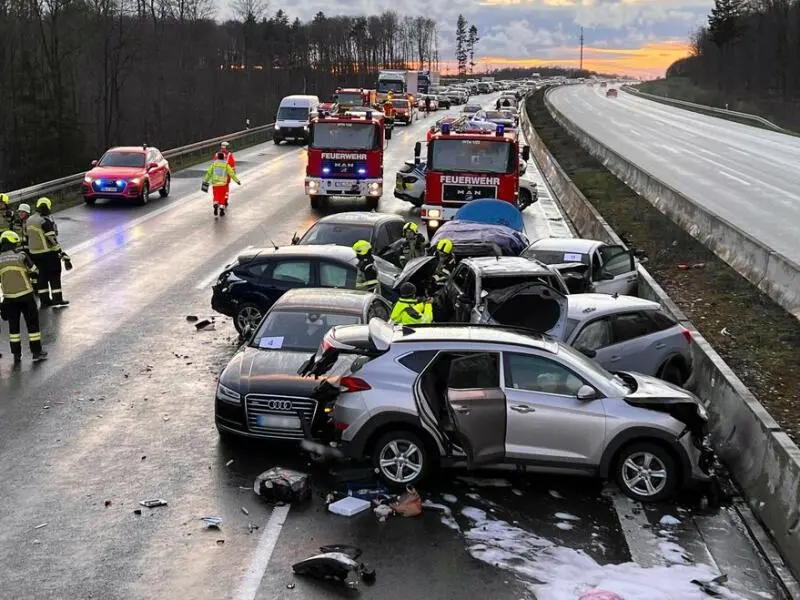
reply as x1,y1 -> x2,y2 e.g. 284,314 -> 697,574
87,166 -> 145,179
480,282 -> 568,339
619,371 -> 700,405
219,347 -> 355,398
392,256 -> 438,291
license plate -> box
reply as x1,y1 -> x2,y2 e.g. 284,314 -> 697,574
333,181 -> 355,189
256,414 -> 302,429
101,187 -> 117,192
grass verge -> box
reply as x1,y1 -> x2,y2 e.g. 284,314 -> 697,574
528,88 -> 800,443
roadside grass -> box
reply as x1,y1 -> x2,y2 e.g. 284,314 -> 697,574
528,88 -> 800,443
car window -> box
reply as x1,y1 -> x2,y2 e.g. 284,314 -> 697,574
448,353 -> 499,389
573,319 -> 612,350
271,261 -> 311,285
611,312 -> 658,344
385,221 -> 404,243
503,352 -> 586,397
251,310 -> 361,352
299,223 -> 374,247
367,300 -> 390,321
600,246 -> 633,276
234,262 -> 270,279
650,309 -> 677,330
373,225 -> 391,252
397,350 -> 438,373
451,264 -> 469,289
319,262 -> 355,288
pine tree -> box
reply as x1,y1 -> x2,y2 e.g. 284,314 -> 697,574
708,0 -> 745,47
467,25 -> 479,74
456,14 -> 467,77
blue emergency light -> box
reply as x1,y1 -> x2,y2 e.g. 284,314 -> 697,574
323,167 -> 331,174
358,168 -> 366,175
441,122 -> 451,134
496,123 -> 504,136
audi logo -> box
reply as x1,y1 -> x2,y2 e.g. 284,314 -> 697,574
265,399 -> 293,411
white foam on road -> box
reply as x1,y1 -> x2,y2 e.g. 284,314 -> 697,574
233,504 -> 291,600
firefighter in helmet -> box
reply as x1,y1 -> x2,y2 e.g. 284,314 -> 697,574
352,240 -> 381,294
385,221 -> 427,267
389,282 -> 433,324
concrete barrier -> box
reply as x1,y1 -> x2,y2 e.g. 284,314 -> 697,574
521,94 -> 800,584
543,89 -> 800,323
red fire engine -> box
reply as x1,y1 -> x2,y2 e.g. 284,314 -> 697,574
305,109 -> 392,209
334,87 -> 377,109
414,121 -> 530,237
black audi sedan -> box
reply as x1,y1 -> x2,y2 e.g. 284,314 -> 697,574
211,244 -> 400,333
215,288 -> 391,442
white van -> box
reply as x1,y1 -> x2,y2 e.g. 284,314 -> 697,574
274,95 -> 319,145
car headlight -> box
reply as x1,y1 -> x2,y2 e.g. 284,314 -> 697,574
275,125 -> 281,130
84,176 -> 94,183
368,182 -> 380,190
308,180 -> 319,188
216,382 -> 241,405
696,402 -> 708,421
428,209 -> 441,218
130,178 -> 140,185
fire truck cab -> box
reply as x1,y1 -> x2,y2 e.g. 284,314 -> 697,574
305,109 -> 391,210
334,88 -> 377,110
414,121 -> 530,238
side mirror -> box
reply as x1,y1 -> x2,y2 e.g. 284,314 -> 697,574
577,347 -> 597,359
577,384 -> 598,400
522,146 -> 530,161
91,160 -> 98,167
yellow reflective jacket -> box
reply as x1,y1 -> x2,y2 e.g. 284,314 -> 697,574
203,160 -> 240,187
26,213 -> 60,255
0,249 -> 37,298
390,297 -> 433,324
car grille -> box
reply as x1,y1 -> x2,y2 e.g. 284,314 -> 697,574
93,180 -> 127,193
245,394 -> 317,439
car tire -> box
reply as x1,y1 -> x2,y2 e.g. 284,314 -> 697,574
310,195 -> 325,210
659,359 -> 687,386
372,430 -> 431,488
615,442 -> 679,502
273,137 -> 282,145
138,182 -> 150,205
159,174 -> 171,198
518,188 -> 532,210
84,197 -> 96,206
234,302 -> 264,334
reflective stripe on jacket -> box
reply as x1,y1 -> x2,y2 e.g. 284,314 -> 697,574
203,160 -> 240,187
355,262 -> 380,294
26,213 -> 60,254
0,210 -> 15,234
390,297 -> 433,324
0,249 -> 36,298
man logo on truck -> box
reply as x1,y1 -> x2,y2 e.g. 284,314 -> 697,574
441,175 -> 501,186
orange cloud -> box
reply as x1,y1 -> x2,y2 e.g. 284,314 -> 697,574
439,41 -> 691,78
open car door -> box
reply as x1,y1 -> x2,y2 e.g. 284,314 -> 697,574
594,245 -> 636,295
444,354 -> 506,468
484,282 -> 569,340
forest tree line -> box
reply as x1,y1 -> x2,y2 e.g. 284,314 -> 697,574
0,0 -> 443,189
669,0 -> 800,122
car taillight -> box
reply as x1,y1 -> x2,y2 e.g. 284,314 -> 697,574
334,421 -> 349,431
681,328 -> 692,345
340,376 -> 371,392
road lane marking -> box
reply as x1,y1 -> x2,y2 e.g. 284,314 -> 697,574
234,504 -> 291,600
195,246 -> 254,290
608,488 -> 664,568
63,151 -> 301,258
717,170 -> 752,186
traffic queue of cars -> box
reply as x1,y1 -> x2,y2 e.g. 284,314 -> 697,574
209,83 -> 717,504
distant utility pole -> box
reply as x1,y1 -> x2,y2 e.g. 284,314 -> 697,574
579,27 -> 584,70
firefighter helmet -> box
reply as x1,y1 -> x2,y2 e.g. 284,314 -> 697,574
36,197 -> 52,210
0,193 -> 9,205
436,239 -> 454,254
352,240 -> 372,256
0,230 -> 21,245
403,222 -> 418,233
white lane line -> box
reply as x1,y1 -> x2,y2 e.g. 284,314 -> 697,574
234,504 -> 291,600
63,151 -> 300,257
607,488 -> 663,568
195,246 -> 254,290
717,170 -> 752,186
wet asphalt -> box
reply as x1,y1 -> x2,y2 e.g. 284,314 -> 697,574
0,95 -> 791,600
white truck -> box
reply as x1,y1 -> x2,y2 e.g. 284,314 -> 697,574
377,70 -> 407,101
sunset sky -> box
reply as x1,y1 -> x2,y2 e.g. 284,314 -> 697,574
259,0 -> 709,78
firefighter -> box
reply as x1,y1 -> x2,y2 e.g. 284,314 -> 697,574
0,230 -> 47,362
219,141 -> 236,204
386,222 -> 426,266
352,240 -> 380,294
389,283 -> 433,324
424,95 -> 431,116
0,193 -> 17,234
27,197 -> 71,308
432,238 -> 456,286
202,152 -> 241,217
16,203 -> 31,249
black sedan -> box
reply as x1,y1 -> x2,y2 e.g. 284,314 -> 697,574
293,211 -> 406,257
215,288 -> 392,442
211,244 -> 400,333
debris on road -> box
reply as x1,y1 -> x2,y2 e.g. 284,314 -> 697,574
195,318 -> 216,331
660,515 -> 681,526
579,590 -> 624,600
133,509 -> 142,515
247,522 -> 260,534
286,583 -> 295,590
422,500 -> 460,532
457,476 -> 512,488
391,486 -> 422,517
201,516 -> 222,529
33,523 -> 48,530
328,496 -> 371,517
241,507 -> 249,515
292,545 -> 375,589
186,315 -> 199,322
691,574 -> 729,597
441,493 -> 458,504
512,488 -> 523,497
549,490 -> 564,499
104,500 -> 112,508
373,504 -> 393,521
139,499 -> 168,508
225,459 -> 234,467
254,467 -> 312,504
300,439 -> 345,461
345,482 -> 390,502
216,539 -> 225,546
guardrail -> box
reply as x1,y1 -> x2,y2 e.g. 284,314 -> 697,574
621,85 -> 791,134
4,123 -> 276,211
522,91 -> 800,589
547,87 -> 800,321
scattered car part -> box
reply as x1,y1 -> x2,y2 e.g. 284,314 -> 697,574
253,467 -> 312,504
139,499 -> 168,508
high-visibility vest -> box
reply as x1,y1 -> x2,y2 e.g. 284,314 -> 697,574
0,249 -> 36,298
204,160 -> 239,187
0,209 -> 15,234
355,262 -> 380,294
390,297 -> 433,324
26,213 -> 60,254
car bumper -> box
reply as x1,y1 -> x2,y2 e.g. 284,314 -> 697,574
305,177 -> 382,198
215,395 -> 334,442
681,431 -> 716,483
274,127 -> 308,140
211,287 -> 236,317
82,181 -> 142,200
395,114 -> 411,123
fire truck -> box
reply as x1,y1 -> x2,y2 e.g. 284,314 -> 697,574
414,121 -> 530,237
305,109 -> 392,210
334,87 -> 377,110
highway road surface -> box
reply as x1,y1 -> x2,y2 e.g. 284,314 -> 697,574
0,94 -> 788,600
548,84 -> 800,267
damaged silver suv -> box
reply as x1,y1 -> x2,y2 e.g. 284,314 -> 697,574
302,319 -> 715,502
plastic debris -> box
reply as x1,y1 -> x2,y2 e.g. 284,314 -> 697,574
691,574 -> 728,597
201,517 -> 222,529
391,486 -> 422,517
328,496 -> 371,517
216,539 -> 225,546
286,583 -> 295,590
139,499 -> 168,508
33,523 -> 48,530
225,459 -> 234,467
254,467 -> 312,504
374,504 -> 393,521
248,523 -> 260,534
346,482 -> 390,502
241,507 -> 249,516
133,509 -> 142,515
441,493 -> 458,504
292,546 -> 373,589
660,515 -> 681,526
195,318 -> 215,331
512,488 -> 523,497
549,490 -> 564,499
104,500 -> 112,508
186,315 -> 199,322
